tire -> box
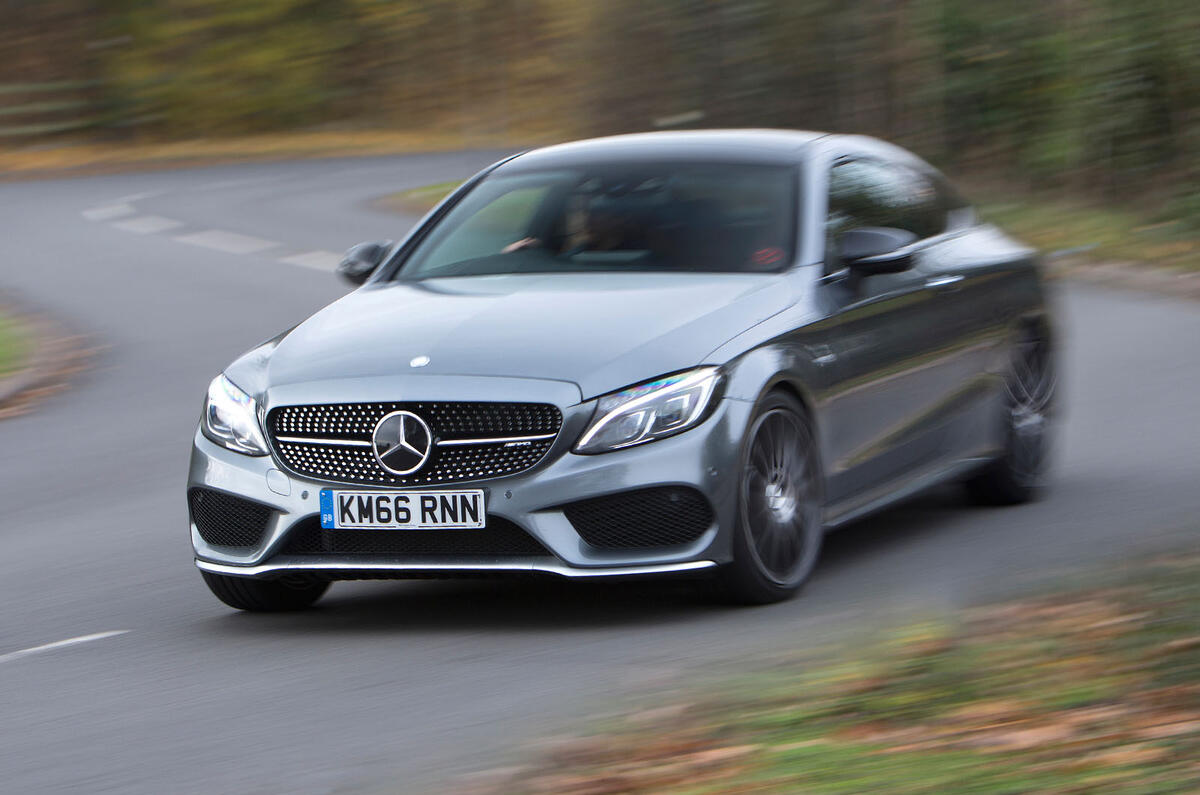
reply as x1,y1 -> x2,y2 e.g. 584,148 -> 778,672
716,390 -> 824,605
966,325 -> 1056,505
201,570 -> 329,612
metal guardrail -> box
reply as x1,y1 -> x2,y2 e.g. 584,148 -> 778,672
0,80 -> 100,138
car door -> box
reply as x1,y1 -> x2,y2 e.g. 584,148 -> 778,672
909,173 -> 1013,461
817,156 -> 966,513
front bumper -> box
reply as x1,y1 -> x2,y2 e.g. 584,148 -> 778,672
195,558 -> 718,580
189,396 -> 753,580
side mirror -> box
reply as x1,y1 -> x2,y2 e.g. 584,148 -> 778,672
337,240 -> 393,286
837,227 -> 918,275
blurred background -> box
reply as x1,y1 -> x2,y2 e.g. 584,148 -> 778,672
3,0 -> 1198,218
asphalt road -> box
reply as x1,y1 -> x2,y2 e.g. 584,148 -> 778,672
1,153 -> 1198,794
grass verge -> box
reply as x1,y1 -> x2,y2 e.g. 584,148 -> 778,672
374,180 -> 462,216
977,193 -> 1200,273
466,551 -> 1200,793
0,130 -> 529,179
0,309 -> 28,378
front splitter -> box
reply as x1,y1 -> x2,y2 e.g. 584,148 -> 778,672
196,557 -> 718,580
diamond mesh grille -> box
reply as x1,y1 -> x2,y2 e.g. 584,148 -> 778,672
266,402 -> 562,486
562,487 -> 715,549
278,516 -> 552,557
189,488 -> 273,548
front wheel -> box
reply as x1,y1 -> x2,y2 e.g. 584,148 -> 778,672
716,391 -> 824,605
201,571 -> 329,612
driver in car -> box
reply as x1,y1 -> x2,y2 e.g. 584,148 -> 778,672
503,194 -> 627,255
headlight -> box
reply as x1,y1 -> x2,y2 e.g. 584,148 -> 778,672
574,367 -> 723,454
201,374 -> 269,456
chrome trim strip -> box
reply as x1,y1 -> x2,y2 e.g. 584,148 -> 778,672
925,274 -> 965,289
436,433 -> 557,447
274,433 -> 557,448
196,558 -> 716,579
275,436 -> 372,447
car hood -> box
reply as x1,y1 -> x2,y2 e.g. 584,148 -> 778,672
243,272 -> 794,400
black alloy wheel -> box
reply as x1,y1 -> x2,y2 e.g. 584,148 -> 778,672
718,391 -> 823,604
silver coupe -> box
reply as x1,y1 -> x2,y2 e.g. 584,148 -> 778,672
188,130 -> 1055,610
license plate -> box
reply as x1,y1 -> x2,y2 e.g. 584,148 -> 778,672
319,489 -> 485,530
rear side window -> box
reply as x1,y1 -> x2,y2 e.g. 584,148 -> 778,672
931,172 -> 975,230
826,159 -> 945,242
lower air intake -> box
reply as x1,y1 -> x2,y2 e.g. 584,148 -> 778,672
189,488 -> 273,548
562,486 -> 715,549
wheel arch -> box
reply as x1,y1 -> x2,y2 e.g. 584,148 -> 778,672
721,346 -> 828,495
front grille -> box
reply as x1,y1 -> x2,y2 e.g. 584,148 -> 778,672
267,402 -> 562,486
278,516 -> 552,557
562,486 -> 715,549
189,488 -> 273,548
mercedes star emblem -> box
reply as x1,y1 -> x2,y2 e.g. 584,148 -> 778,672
371,410 -> 433,475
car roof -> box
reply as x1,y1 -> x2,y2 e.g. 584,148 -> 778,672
499,129 -> 829,171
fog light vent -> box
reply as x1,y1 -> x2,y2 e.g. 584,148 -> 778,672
189,488 -> 273,548
562,487 -> 714,548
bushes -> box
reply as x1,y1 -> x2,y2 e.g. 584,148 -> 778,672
101,0 -> 350,134
7,0 -> 1198,203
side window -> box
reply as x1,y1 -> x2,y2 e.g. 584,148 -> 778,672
826,159 -> 946,268
931,172 -> 974,230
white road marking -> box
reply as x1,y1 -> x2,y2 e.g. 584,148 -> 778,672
174,229 -> 280,255
82,204 -> 136,221
86,189 -> 332,266
0,630 -> 129,665
279,250 -> 342,271
110,190 -> 163,204
111,215 -> 183,234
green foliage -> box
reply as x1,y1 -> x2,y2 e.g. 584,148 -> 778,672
104,0 -> 352,134
9,1 -> 1200,207
0,311 -> 28,377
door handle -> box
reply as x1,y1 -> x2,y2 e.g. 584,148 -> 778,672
925,274 -> 964,292
805,343 -> 837,367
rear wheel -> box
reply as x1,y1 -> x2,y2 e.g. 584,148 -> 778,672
201,571 -> 329,612
717,391 -> 823,604
966,326 -> 1056,505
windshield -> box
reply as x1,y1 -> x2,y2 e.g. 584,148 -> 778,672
394,162 -> 797,279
